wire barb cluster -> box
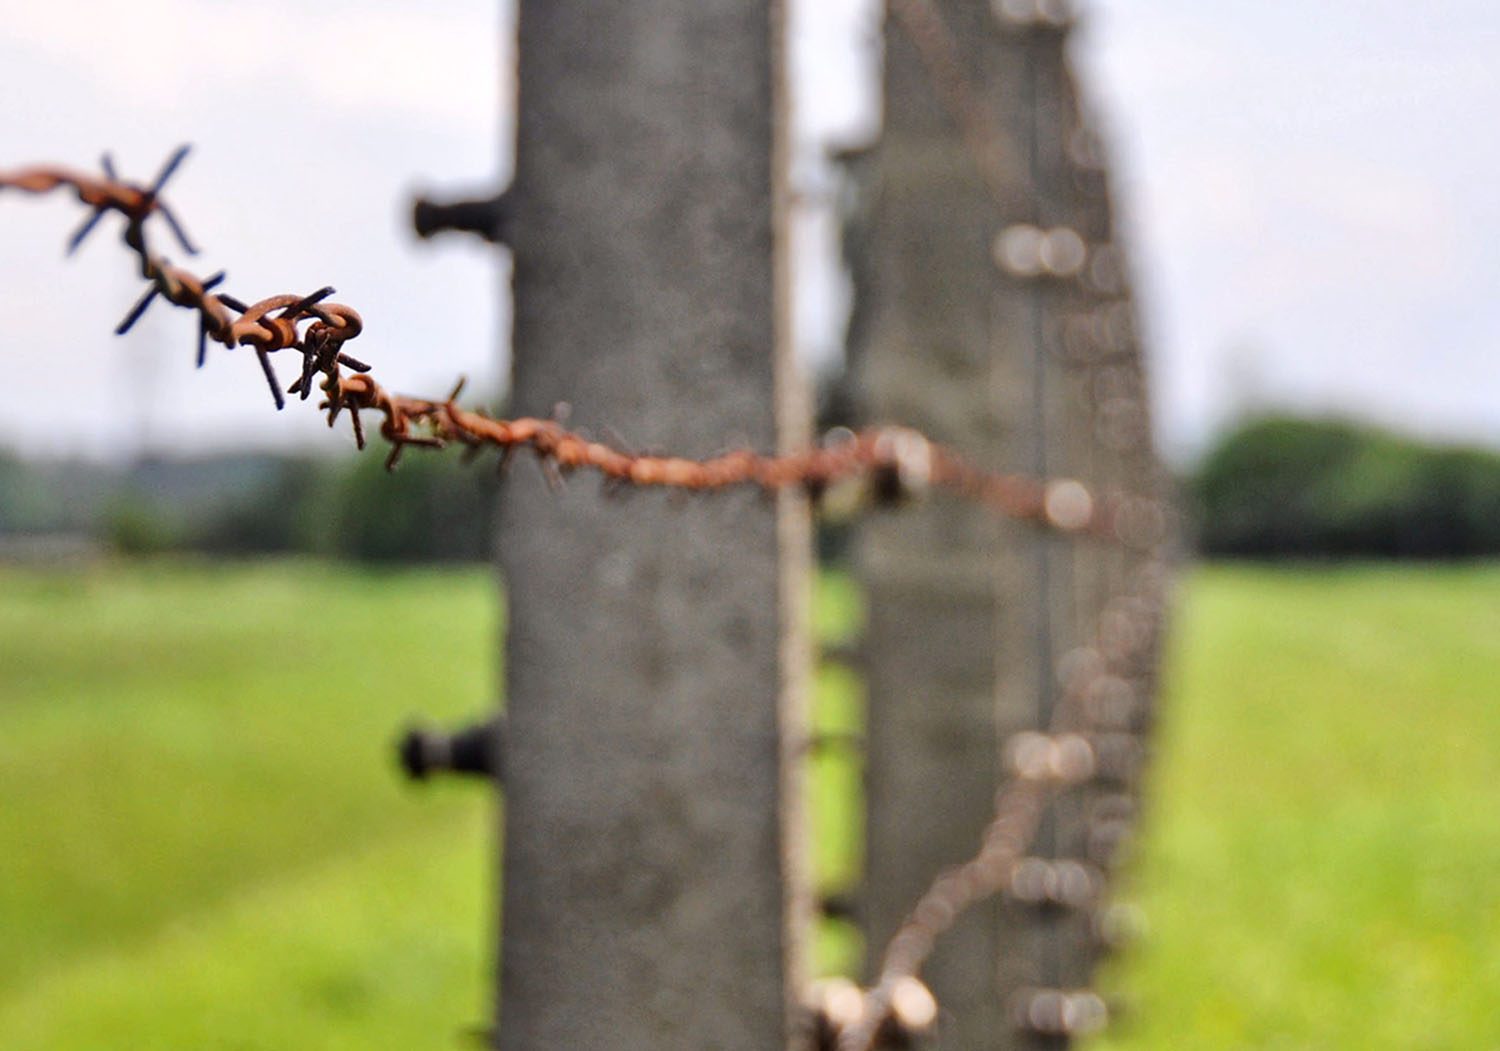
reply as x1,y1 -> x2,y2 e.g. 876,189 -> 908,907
0,147 -> 1146,536
1,148 -> 374,417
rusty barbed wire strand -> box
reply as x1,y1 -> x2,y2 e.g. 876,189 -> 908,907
833,558 -> 1168,1051
0,147 -> 1157,541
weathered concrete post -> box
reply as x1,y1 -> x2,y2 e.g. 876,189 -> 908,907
850,4 -> 1037,1046
497,3 -> 809,1049
1003,17 -> 1113,1028
849,3 -> 1146,1046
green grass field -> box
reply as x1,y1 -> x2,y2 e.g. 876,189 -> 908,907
0,563 -> 498,1048
2,560 -> 1499,1048
1093,564 -> 1500,1050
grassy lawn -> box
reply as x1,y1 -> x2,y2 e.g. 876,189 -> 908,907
3,560 -> 1499,1047
1093,564 -> 1500,1050
0,562 -> 498,1048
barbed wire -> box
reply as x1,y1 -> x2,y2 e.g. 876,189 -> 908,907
831,559 -> 1166,1050
0,148 -> 1165,547
3,138 -> 1168,1049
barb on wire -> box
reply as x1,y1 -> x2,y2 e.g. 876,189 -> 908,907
2,149 -> 375,416
0,147 -> 1157,542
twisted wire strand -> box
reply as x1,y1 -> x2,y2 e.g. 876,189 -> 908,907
0,149 -> 1155,543
834,562 -> 1168,1050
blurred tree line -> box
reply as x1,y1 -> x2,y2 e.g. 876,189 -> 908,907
9,412 -> 1500,563
1192,415 -> 1500,559
0,448 -> 495,563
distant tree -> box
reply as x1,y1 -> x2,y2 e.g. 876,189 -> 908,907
192,458 -> 328,555
1192,415 -> 1500,558
105,499 -> 180,555
326,450 -> 496,563
0,446 -> 497,564
0,452 -> 45,532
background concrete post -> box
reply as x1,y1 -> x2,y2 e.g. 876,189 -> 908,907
850,4 -> 1152,1046
496,3 -> 810,1048
851,5 -> 1033,1046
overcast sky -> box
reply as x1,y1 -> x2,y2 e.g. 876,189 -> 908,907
2,0 -> 1498,463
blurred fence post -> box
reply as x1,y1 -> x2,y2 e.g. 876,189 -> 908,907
850,4 -> 1034,1045
849,3 -> 1149,1045
496,3 -> 810,1049
1006,16 -> 1114,1028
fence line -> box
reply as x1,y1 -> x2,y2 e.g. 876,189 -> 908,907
3,139 -> 1170,1048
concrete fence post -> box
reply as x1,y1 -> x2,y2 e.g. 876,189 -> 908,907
849,3 -> 1153,1045
496,2 -> 810,1048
